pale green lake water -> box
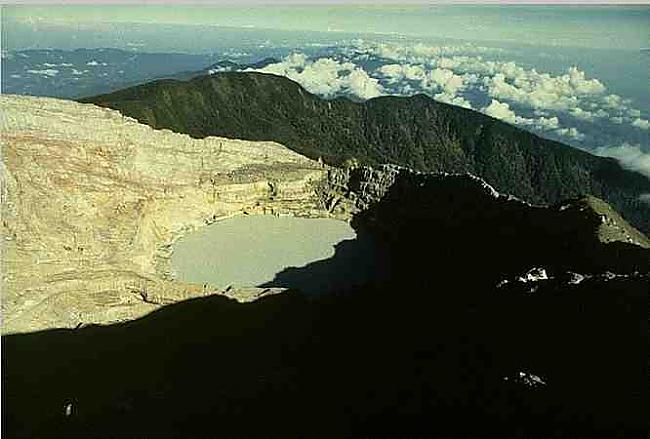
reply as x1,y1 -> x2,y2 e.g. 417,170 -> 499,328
171,214 -> 372,292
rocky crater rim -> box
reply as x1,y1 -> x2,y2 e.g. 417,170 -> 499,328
1,95 -> 334,333
1,94 -> 648,334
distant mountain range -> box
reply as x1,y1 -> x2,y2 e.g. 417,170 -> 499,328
1,48 -> 281,99
81,71 -> 650,233
1,48 -> 219,98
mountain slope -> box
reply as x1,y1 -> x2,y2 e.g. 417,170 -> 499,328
80,72 -> 650,233
0,94 -> 331,334
4,94 -> 648,438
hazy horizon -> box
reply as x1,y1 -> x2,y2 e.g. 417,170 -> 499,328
2,4 -> 649,177
3,5 -> 649,50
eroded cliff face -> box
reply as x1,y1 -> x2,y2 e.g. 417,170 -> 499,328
3,96 -> 649,439
1,95 -> 341,333
2,95 -> 647,334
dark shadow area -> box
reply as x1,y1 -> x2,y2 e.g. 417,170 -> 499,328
259,229 -> 393,295
4,172 -> 648,438
3,276 -> 648,438
349,172 -> 650,284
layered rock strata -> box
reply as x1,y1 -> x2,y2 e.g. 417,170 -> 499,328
1,95 -> 337,333
2,95 -> 648,334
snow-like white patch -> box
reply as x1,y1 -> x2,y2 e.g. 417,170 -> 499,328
504,371 -> 547,388
517,267 -> 549,283
497,267 -> 552,291
208,67 -> 231,74
566,272 -> 587,285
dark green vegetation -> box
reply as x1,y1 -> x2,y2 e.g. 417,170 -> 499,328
80,72 -> 650,233
4,171 -> 649,438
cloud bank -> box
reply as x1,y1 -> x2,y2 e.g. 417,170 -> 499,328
233,40 -> 649,179
594,144 -> 650,178
250,53 -> 383,100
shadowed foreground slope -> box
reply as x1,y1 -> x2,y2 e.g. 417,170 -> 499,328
3,273 -> 647,439
81,72 -> 650,233
4,169 -> 648,439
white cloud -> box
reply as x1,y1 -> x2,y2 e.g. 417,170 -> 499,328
482,99 -> 565,134
536,116 -> 562,131
569,107 -> 596,121
377,63 -> 427,83
208,67 -> 231,74
222,50 -> 249,58
475,64 -> 607,114
350,40 -> 645,133
482,99 -> 517,123
346,68 -> 384,100
427,68 -> 465,94
554,127 -> 586,141
627,108 -> 642,118
594,144 -> 650,178
26,69 -> 58,77
602,94 -> 626,110
86,60 -> 100,66
377,63 -> 470,107
250,53 -> 383,100
483,69 -> 597,113
221,40 -> 645,172
434,92 -> 472,109
42,62 -> 73,67
631,118 -> 650,130
353,39 -> 504,66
